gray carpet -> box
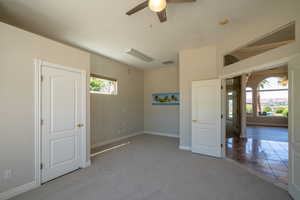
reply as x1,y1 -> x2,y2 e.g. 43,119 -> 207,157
11,134 -> 289,200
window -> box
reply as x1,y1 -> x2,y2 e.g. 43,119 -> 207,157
257,77 -> 288,117
227,92 -> 233,119
246,87 -> 253,114
90,74 -> 117,95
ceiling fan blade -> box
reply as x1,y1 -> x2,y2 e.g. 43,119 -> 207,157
126,1 -> 149,15
157,9 -> 167,23
167,0 -> 196,3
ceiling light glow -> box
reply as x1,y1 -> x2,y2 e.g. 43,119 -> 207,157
149,0 -> 167,12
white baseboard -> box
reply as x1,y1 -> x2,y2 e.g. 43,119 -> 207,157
84,160 -> 91,168
179,145 -> 191,151
91,131 -> 144,149
144,131 -> 179,138
247,123 -> 288,127
0,181 -> 39,200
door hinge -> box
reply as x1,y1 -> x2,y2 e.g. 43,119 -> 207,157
221,85 -> 223,90
221,144 -> 223,148
41,119 -> 44,125
40,163 -> 44,170
221,114 -> 223,119
41,75 -> 44,82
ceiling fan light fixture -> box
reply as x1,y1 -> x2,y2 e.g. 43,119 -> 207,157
148,0 -> 167,12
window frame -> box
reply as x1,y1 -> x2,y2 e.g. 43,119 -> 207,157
227,91 -> 234,120
256,77 -> 288,118
90,73 -> 118,95
245,87 -> 253,115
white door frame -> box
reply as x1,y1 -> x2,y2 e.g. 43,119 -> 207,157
34,59 -> 87,185
219,60 -> 290,158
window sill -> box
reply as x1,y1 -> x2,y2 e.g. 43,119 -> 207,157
90,91 -> 117,95
256,115 -> 287,119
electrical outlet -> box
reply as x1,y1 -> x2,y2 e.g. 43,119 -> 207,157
4,169 -> 12,180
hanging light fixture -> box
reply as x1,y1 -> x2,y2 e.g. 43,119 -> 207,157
148,0 -> 167,12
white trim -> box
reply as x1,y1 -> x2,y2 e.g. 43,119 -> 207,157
179,145 -> 191,151
84,160 -> 91,168
91,132 -> 144,149
221,79 -> 227,158
246,122 -> 288,127
34,59 -> 88,185
34,59 -> 42,187
143,131 -> 179,138
0,181 -> 38,200
288,68 -> 294,194
40,60 -> 85,74
80,69 -> 87,169
219,58 -> 291,80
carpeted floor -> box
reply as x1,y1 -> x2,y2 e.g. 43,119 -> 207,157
10,134 -> 289,200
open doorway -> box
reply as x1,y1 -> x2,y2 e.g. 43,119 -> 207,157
225,65 -> 289,187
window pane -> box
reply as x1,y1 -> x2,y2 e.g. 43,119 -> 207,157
258,77 -> 288,90
246,87 -> 253,114
257,90 -> 288,117
257,76 -> 288,117
90,76 -> 117,95
246,92 -> 253,114
228,99 -> 233,119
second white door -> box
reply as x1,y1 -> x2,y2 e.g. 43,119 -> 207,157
41,64 -> 84,183
192,79 -> 222,157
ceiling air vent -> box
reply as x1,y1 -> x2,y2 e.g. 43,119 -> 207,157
126,48 -> 154,62
162,60 -> 174,65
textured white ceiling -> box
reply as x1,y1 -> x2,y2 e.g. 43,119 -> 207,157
0,0 -> 294,68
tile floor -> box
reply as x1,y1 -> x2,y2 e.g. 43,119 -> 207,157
226,126 -> 288,186
246,126 -> 288,142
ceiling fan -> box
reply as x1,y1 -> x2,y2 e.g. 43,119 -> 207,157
126,0 -> 196,23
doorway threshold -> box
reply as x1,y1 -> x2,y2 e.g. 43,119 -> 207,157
225,157 -> 287,191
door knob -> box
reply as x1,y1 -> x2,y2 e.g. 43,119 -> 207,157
77,124 -> 84,128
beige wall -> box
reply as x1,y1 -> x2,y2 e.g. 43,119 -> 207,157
0,22 -> 90,192
218,0 -> 300,78
179,46 -> 218,148
90,54 -> 144,148
1,0 -> 299,195
144,67 -> 179,137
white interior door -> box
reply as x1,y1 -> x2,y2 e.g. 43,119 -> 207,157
41,65 -> 84,183
289,56 -> 300,199
192,79 -> 222,157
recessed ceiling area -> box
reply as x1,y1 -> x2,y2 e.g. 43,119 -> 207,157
224,22 -> 296,66
0,0 -> 295,68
